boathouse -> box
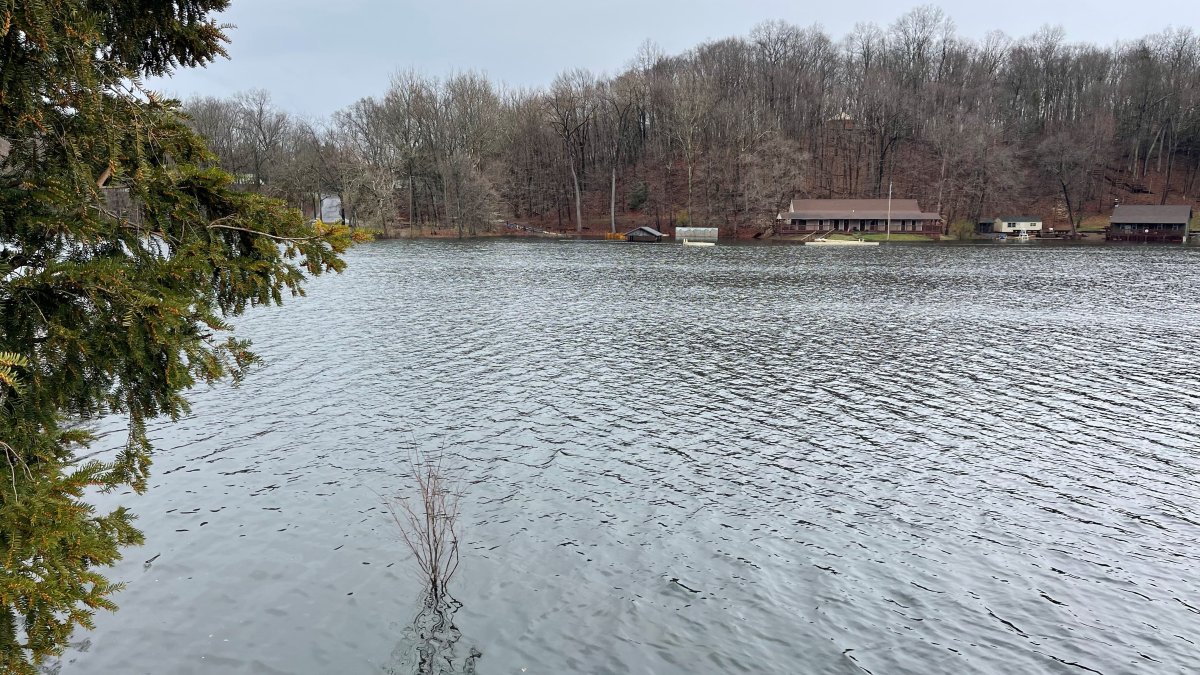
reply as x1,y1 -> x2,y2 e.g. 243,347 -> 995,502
625,226 -> 665,243
1107,205 -> 1193,243
776,199 -> 942,236
977,216 -> 1042,237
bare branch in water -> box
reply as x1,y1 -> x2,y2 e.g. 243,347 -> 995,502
381,444 -> 463,596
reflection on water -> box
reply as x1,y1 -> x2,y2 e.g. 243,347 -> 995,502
58,240 -> 1200,674
385,591 -> 480,675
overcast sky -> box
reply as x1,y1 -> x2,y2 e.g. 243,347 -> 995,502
148,0 -> 1195,118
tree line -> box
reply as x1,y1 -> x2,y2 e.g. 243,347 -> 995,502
184,6 -> 1200,236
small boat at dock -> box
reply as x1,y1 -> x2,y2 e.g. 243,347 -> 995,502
682,239 -> 715,247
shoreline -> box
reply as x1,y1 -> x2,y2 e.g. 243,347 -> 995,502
353,228 -> 1191,245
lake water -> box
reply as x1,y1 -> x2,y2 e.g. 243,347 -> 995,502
59,240 -> 1200,674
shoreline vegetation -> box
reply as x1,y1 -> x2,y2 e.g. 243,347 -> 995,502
181,6 -> 1200,242
350,223 -> 1195,243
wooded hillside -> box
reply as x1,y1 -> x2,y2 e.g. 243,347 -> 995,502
183,7 -> 1200,236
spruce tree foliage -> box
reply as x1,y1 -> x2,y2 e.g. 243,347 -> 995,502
0,2 -> 364,670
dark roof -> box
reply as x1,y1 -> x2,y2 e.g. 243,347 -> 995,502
1110,205 -> 1193,225
780,198 -> 941,221
626,226 -> 664,237
993,216 -> 1041,222
790,198 -> 920,212
782,210 -> 941,220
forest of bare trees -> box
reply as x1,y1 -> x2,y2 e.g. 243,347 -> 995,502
182,7 -> 1200,237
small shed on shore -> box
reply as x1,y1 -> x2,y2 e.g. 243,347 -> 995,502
626,226 -> 665,243
675,227 -> 718,241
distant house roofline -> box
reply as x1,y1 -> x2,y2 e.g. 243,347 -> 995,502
1110,204 -> 1193,225
626,226 -> 665,237
780,210 -> 941,221
782,198 -> 941,219
789,198 -> 923,210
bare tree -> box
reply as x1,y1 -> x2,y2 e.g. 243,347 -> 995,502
234,89 -> 291,188
182,13 -> 1200,239
1037,122 -> 1111,235
183,96 -> 244,175
546,69 -> 598,233
599,75 -> 642,233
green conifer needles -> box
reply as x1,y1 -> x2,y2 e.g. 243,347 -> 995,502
1,2 -> 363,670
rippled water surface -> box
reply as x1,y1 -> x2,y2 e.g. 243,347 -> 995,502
61,240 -> 1200,674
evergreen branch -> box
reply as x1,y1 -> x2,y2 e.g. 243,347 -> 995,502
0,4 -> 353,669
206,219 -> 321,243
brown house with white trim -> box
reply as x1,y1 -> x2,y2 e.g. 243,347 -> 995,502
776,199 -> 942,236
1107,205 -> 1193,243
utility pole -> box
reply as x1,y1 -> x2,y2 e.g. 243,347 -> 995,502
886,181 -> 892,242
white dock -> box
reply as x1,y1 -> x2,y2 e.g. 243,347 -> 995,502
805,239 -> 880,247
